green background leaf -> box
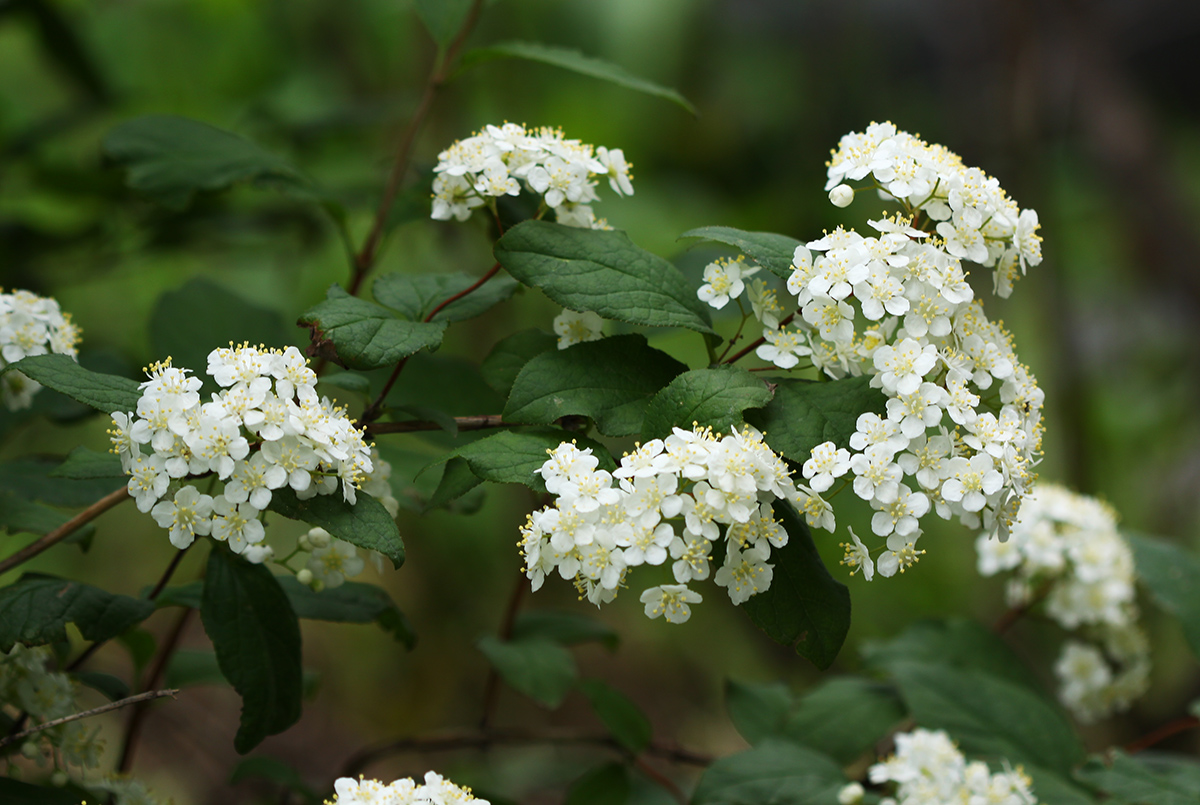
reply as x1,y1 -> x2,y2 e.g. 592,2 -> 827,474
512,610 -> 619,651
8,354 -> 140,414
725,678 -> 793,746
481,329 -> 558,397
781,677 -> 906,765
1077,751 -> 1200,805
0,574 -> 154,652
578,678 -> 652,753
373,271 -> 520,323
298,286 -> 448,371
442,427 -> 616,493
745,376 -> 887,463
679,226 -> 804,279
414,0 -> 473,45
640,366 -> 773,440
692,739 -> 846,805
476,635 -> 577,708
275,575 -> 415,648
1127,533 -> 1200,660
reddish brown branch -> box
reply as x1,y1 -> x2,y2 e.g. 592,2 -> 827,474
425,263 -> 501,322
1125,716 -> 1200,754
722,312 -> 795,365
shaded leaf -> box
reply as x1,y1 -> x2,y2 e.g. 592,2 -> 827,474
0,778 -> 89,805
427,457 -> 483,508
0,574 -> 155,652
692,739 -> 846,805
481,329 -> 558,398
745,376 -> 887,463
267,487 -> 404,569
462,41 -> 695,115
0,490 -> 93,545
640,366 -> 773,440
679,226 -> 804,280
1127,533 -> 1200,660
440,427 -> 615,493
165,649 -> 226,689
1077,752 -> 1200,805
476,635 -> 577,708
725,678 -> 793,746
564,762 -> 631,805
73,670 -> 130,702
781,677 -> 906,765
373,271 -> 520,323
494,221 -> 714,334
298,286 -> 447,371
50,447 -> 124,480
578,678 -> 651,753
512,610 -> 619,651
275,576 -> 415,648
7,354 -> 140,414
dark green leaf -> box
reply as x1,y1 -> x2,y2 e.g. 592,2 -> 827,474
725,679 -> 793,746
745,376 -> 887,463
504,334 -> 686,437
154,582 -> 202,610
0,575 -> 155,652
0,491 -> 93,545
230,755 -> 318,803
373,272 -> 521,323
298,286 -> 447,371
441,427 -> 616,493
494,221 -> 714,335
318,372 -> 371,395
200,549 -> 302,754
889,661 -> 1084,775
679,226 -> 804,280
267,487 -> 404,569
741,502 -> 850,669
103,115 -> 313,210
150,278 -> 294,391
462,42 -> 696,115
385,352 -> 505,417
512,610 -> 619,651
165,649 -> 227,689
427,457 -> 483,508
118,628 -> 157,675
640,366 -> 773,440
275,576 -> 415,648
1077,752 -> 1200,805
578,678 -> 651,753
73,670 -> 130,702
49,447 -> 125,479
692,739 -> 846,805
1027,766 -> 1099,805
564,762 -> 631,805
481,329 -> 557,397
7,354 -> 140,414
1127,533 -> 1200,660
0,778 -> 91,805
0,455 -> 122,504
476,635 -> 577,708
781,677 -> 906,765
414,0 -> 474,45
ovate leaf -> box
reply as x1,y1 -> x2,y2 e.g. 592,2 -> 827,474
73,670 -> 131,702
50,447 -> 125,479
200,549 -> 302,754
1077,751 -> 1200,805
504,334 -> 686,437
0,575 -> 154,652
679,226 -> 804,280
1127,533 -> 1200,660
494,221 -> 713,334
564,763 -> 631,805
298,286 -> 447,371
275,576 -> 415,648
481,329 -> 557,397
428,457 -> 483,508
7,354 -> 140,413
461,41 -> 695,115
103,115 -> 313,210
640,366 -> 773,440
373,271 -> 520,323
476,635 -> 577,708
441,427 -> 616,493
741,502 -> 850,669
414,0 -> 474,45
578,678 -> 651,753
745,376 -> 886,463
725,679 -> 793,746
267,488 -> 404,569
781,677 -> 907,765
692,739 -> 847,805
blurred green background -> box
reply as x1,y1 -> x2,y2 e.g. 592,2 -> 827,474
2,0 -> 1199,802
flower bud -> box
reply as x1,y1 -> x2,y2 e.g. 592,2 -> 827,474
50,770 -> 69,787
837,782 -> 864,805
828,184 -> 855,208
20,741 -> 39,760
296,568 -> 314,587
298,533 -> 312,552
307,527 -> 332,549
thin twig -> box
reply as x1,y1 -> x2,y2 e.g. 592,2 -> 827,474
118,607 -> 193,773
722,312 -> 795,365
0,486 -> 130,577
633,756 -> 686,805
479,572 -> 528,730
1125,715 -> 1200,754
364,414 -> 510,436
424,263 -> 501,323
0,690 -> 178,748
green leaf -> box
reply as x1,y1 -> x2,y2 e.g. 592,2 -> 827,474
578,678 -> 651,753
414,0 -> 473,45
441,427 -> 616,493
267,487 -> 404,569
745,376 -> 887,463
150,278 -> 294,390
461,41 -> 695,115
0,778 -> 91,805
512,610 -> 619,651
73,670 -> 131,702
781,677 -> 907,765
889,661 -> 1084,775
679,226 -> 804,280
200,549 -> 303,754
1127,533 -> 1200,660
692,739 -> 847,805
640,366 -> 773,440
230,755 -> 318,803
564,762 -> 631,805
0,491 -> 93,544
725,679 -> 793,746
1077,752 -> 1200,805
476,635 -> 577,708
102,115 -> 313,210
504,334 -> 686,437
494,221 -> 714,335
741,501 -> 850,670
49,447 -> 125,479
298,286 -> 447,371
481,329 -> 558,397
373,271 -> 521,323
274,576 -> 415,648
427,457 -> 483,508
118,628 -> 157,675
7,354 -> 140,414
0,575 -> 155,652
318,372 -> 371,395
165,649 -> 227,689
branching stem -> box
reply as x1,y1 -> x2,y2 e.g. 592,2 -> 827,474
0,690 -> 178,748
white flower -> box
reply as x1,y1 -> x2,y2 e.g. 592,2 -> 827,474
640,584 -> 702,624
150,486 -> 214,549
307,538 -> 364,590
714,543 -> 773,604
755,326 -> 811,369
553,308 -> 604,349
872,338 -> 938,396
211,497 -> 266,554
840,528 -> 874,580
802,441 -> 851,493
697,257 -> 754,310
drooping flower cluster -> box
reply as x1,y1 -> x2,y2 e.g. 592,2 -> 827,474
975,484 -> 1150,722
432,122 -> 632,228
696,124 -> 1045,577
520,426 -> 800,623
110,345 -> 397,570
0,289 -> 82,411
328,771 -> 489,805
861,728 -> 1037,805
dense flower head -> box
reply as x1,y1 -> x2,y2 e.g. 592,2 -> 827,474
328,771 -> 489,805
0,289 -> 82,411
111,344 -> 398,576
431,122 -> 631,228
976,484 -> 1150,722
520,425 -> 801,622
865,728 -> 1037,805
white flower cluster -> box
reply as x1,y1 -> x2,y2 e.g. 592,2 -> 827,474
975,484 -> 1150,722
329,771 -> 488,805
109,345 -> 397,569
432,122 -> 632,228
1,645 -> 103,773
520,426 -> 800,623
861,728 -> 1036,805
0,289 -> 82,411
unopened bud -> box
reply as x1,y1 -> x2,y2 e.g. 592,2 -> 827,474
296,569 -> 314,587
307,527 -> 332,549
828,184 -> 855,208
837,782 -> 864,805
50,770 -> 69,787
20,741 -> 39,760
